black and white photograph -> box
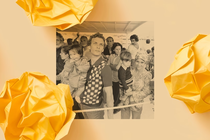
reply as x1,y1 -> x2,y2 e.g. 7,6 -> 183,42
56,21 -> 154,119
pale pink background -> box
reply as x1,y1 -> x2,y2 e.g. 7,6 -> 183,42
1,0 -> 210,140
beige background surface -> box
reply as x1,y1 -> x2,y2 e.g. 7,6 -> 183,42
1,0 -> 210,139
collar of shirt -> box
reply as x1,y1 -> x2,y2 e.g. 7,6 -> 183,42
89,56 -> 105,67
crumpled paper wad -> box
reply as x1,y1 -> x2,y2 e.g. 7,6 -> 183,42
16,0 -> 98,30
164,34 -> 210,113
0,72 -> 75,140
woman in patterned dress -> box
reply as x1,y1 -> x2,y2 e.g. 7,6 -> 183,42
121,51 -> 152,119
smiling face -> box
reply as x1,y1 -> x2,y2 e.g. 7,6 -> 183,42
114,45 -> 122,55
90,37 -> 104,56
135,59 -> 146,70
69,49 -> 81,60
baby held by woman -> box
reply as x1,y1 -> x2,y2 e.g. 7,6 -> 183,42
56,44 -> 90,99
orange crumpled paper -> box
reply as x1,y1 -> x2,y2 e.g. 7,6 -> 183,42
0,72 -> 75,140
16,0 -> 98,30
164,34 -> 210,114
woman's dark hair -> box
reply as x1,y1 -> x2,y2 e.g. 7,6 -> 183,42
69,44 -> 83,57
130,34 -> 139,42
88,32 -> 105,47
56,32 -> 64,42
111,42 -> 122,54
61,45 -> 71,55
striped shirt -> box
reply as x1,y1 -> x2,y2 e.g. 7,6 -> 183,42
118,66 -> 133,90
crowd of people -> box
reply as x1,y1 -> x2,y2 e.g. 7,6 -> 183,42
56,32 -> 154,119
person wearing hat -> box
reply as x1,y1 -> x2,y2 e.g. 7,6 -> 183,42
121,51 -> 152,119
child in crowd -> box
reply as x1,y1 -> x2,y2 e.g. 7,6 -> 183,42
118,50 -> 133,106
56,45 -> 72,85
57,44 -> 89,119
68,44 -> 90,99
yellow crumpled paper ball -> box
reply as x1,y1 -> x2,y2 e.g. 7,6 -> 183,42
164,34 -> 210,114
0,72 -> 75,140
16,0 -> 98,30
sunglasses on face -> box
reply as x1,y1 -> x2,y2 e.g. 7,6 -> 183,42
122,59 -> 131,62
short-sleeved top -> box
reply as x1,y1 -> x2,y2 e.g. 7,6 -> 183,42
80,56 -> 112,107
127,44 -> 139,60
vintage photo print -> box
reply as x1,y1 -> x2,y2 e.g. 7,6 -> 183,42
56,21 -> 154,119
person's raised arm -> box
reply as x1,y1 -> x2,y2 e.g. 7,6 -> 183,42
75,58 -> 90,73
73,32 -> 80,44
109,57 -> 121,71
115,60 -> 122,71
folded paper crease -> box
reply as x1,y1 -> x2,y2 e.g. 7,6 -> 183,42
0,72 -> 75,140
16,0 -> 98,30
164,34 -> 210,113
